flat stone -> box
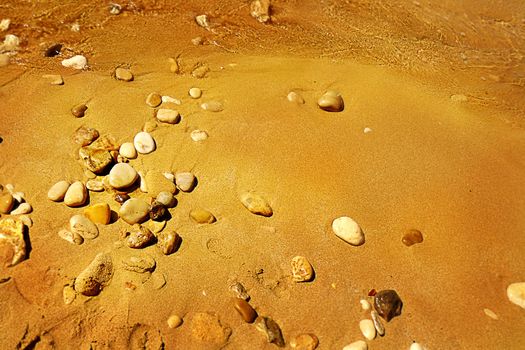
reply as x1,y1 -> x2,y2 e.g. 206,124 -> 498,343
62,55 -> 87,69
0,218 -> 26,266
71,103 -> 87,118
74,253 -> 113,296
342,341 -> 368,350
255,316 -> 284,347
287,91 -> 305,104
119,199 -> 150,225
145,170 -> 177,197
156,231 -> 181,255
119,142 -> 137,159
290,333 -> 319,350
156,191 -> 176,208
189,87 -> 202,99
190,312 -> 232,345
318,90 -> 344,112
189,208 -> 216,224
374,289 -> 403,322
402,229 -> 424,246
291,255 -> 314,282
86,180 -> 104,192
79,147 -> 113,174
371,310 -> 385,336
10,203 -> 32,215
229,281 -> 250,300
167,315 -> 183,329
72,126 -> 99,147
109,163 -> 138,189
43,74 -> 64,85
240,192 -> 273,217
359,319 -> 376,340
115,67 -> 133,82
134,131 -> 156,154
70,214 -> 99,239
84,203 -> 111,225
121,255 -> 156,273
190,129 -> 208,141
89,135 -> 120,151
175,172 -> 196,192
200,101 -> 223,112
156,109 -> 180,124
58,228 -> 84,245
507,282 -> 525,309
146,92 -> 162,108
0,192 -> 14,214
64,181 -> 88,207
122,224 -> 154,248
234,298 -> 257,323
332,216 -> 365,246
139,171 -> 148,192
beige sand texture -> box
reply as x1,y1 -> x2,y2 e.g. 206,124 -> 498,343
1,1 -> 525,349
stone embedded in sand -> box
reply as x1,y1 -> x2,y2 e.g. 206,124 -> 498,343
163,172 -> 175,182
229,281 -> 250,300
162,95 -> 181,105
200,101 -> 223,112
0,192 -> 14,214
115,67 -> 133,82
359,319 -> 376,340
10,203 -> 32,215
234,298 -> 257,323
189,87 -> 202,99
156,191 -> 176,208
119,198 -> 150,225
332,216 -> 365,246
287,91 -> 305,104
1,34 -> 19,52
58,228 -> 84,245
149,201 -> 167,221
145,170 -> 176,197
84,203 -> 111,225
255,316 -> 285,347
507,282 -> 525,309
48,181 -> 70,202
138,171 -> 148,192
72,126 -> 99,147
122,224 -> 154,248
190,312 -> 232,345
250,0 -> 271,23
168,57 -> 180,74
89,134 -> 120,151
410,343 -> 424,350
148,220 -> 166,234
70,214 -> 99,239
290,333 -> 319,350
374,289 -> 403,322
109,163 -> 138,189
79,147 -> 113,174
74,253 -> 113,296
71,103 -> 88,118
291,256 -> 314,282
240,192 -> 273,217
175,172 -> 196,192
64,181 -> 88,207
318,90 -> 344,112
121,255 -> 156,273
86,180 -> 104,192
342,341 -> 368,350
63,285 -> 76,305
0,218 -> 27,266
157,231 -> 181,255
146,92 -> 162,108
192,65 -> 210,78
190,129 -> 208,142
190,208 -> 216,224
371,310 -> 385,336
43,74 -> 64,85
156,109 -> 180,124
402,229 -> 424,246
0,19 -> 11,31
134,131 -> 156,154
195,14 -> 210,28
61,55 -> 87,69
167,315 -> 183,329
119,142 -> 137,159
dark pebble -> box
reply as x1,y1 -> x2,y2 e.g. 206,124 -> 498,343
71,103 -> 88,118
233,298 -> 257,323
149,201 -> 167,221
114,193 -> 130,204
44,43 -> 62,57
402,229 -> 423,246
374,289 -> 403,322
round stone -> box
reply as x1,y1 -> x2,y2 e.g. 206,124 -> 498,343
119,142 -> 137,159
48,181 -> 70,202
332,216 -> 365,246
134,131 -> 156,154
240,192 -> 273,217
0,192 -> 15,214
115,67 -> 133,82
189,87 -> 202,99
507,282 -> 525,309
287,91 -> 305,104
167,315 -> 183,329
156,109 -> 180,124
402,229 -> 423,246
84,203 -> 111,225
190,129 -> 208,142
360,299 -> 371,311
146,92 -> 162,107
119,198 -> 150,224
156,191 -> 176,208
71,103 -> 88,118
72,126 -> 99,147
156,230 -> 181,255
175,172 -> 196,192
233,298 -> 257,323
109,163 -> 138,189
64,181 -> 88,207
291,256 -> 314,282
290,333 -> 319,350
317,90 -> 344,112
342,341 -> 368,350
70,214 -> 99,239
189,208 -> 216,224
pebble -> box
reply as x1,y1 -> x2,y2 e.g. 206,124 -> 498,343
0,19 -> 11,31
507,282 -> 525,309
72,126 -> 99,147
175,172 -> 196,192
1,34 -> 19,51
0,218 -> 26,266
149,201 -> 167,221
161,95 -> 181,105
74,253 -> 113,296
71,103 -> 88,118
192,65 -> 209,79
109,3 -> 122,15
43,74 -> 64,85
148,220 -> 166,234
86,180 -> 104,192
190,129 -> 208,142
189,208 -> 216,224
190,312 -> 232,345
359,319 -> 376,340
0,192 -> 14,214
146,92 -> 162,108
146,170 -> 176,197
119,198 -> 150,224
10,203 -> 32,215
410,343 -> 424,350
342,341 -> 368,350
240,192 -> 273,217
58,228 -> 84,245
62,285 -> 76,305
192,36 -> 204,45
109,163 -> 138,189
233,298 -> 257,323
371,310 -> 385,336
163,172 -> 175,182
64,181 -> 88,207
483,308 -> 499,320
115,67 -> 133,82
19,215 -> 32,228
119,142 -> 137,159
332,216 -> 365,246
168,57 -> 180,74
189,87 -> 202,99
11,191 -> 24,203
138,171 -> 148,192
167,315 -> 183,329
45,43 -> 62,58
291,255 -> 314,282
250,0 -> 271,23
255,316 -> 285,347
123,224 -> 154,248
134,131 -> 156,154
156,109 -> 180,124
229,281 -> 250,300
156,191 -> 176,208
114,193 -> 130,204
61,55 -> 88,70
402,229 -> 424,246
79,148 -> 113,174
121,255 -> 156,273
157,231 -> 181,255
84,203 -> 111,225
364,127 -> 372,133
200,101 -> 223,112
70,214 -> 99,239
287,91 -> 305,104
195,14 -> 210,28
143,120 -> 157,133
318,90 -> 344,112
289,333 -> 319,350
360,299 -> 371,310
374,289 -> 403,321
90,134 -> 120,151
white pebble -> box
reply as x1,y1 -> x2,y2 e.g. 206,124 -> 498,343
483,308 -> 499,320
0,19 -> 10,31
410,343 -> 424,350
138,171 -> 148,192
64,181 -> 88,207
61,55 -> 88,70
359,319 -> 376,340
134,131 -> 156,154
19,215 -> 33,227
332,216 -> 365,246
48,181 -> 70,201
195,14 -> 210,28
5,184 -> 14,192
161,95 -> 181,105
507,282 -> 525,309
342,340 -> 368,350
10,203 -> 32,215
363,127 -> 372,133
2,34 -> 19,51
190,129 -> 208,141
360,299 -> 371,310
287,91 -> 305,104
175,172 -> 196,192
156,109 -> 180,124
163,172 -> 175,182
109,163 -> 138,189
157,191 -> 176,208
200,101 -> 223,112
189,87 -> 202,99
119,142 -> 137,159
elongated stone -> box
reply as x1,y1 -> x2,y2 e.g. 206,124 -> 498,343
74,253 -> 113,296
233,298 -> 257,323
332,216 -> 364,246
64,181 -> 88,207
48,181 -> 70,201
240,192 -> 273,217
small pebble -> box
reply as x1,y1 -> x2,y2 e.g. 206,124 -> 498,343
189,87 -> 202,99
161,95 -> 181,104
175,172 -> 196,192
121,255 -> 156,273
19,215 -> 33,227
149,201 -> 167,221
371,310 -> 385,336
0,19 -> 11,31
192,65 -> 209,78
483,308 -> 498,320
255,316 -> 284,347
402,229 -> 424,246
146,92 -> 162,108
229,281 -> 250,300
200,101 -> 223,112
115,67 -> 133,82
48,181 -> 70,201
72,126 -> 99,147
157,231 -> 181,255
195,14 -> 210,28
134,131 -> 156,154
10,203 -> 32,215
359,319 -> 376,340
71,103 -> 88,118
167,315 -> 183,329
74,253 -> 113,296
119,198 -> 150,224
86,180 -> 104,192
64,181 -> 88,207
342,341 -> 368,350
123,224 -> 155,248
163,172 -> 175,182
84,203 -> 111,225
410,343 -> 424,350
119,142 -> 137,159
240,192 -> 273,217
507,282 -> 525,309
156,191 -> 176,208
58,229 -> 84,245
109,163 -> 138,189
61,55 -> 88,70
2,34 -> 19,51
114,193 -> 130,204
44,43 -> 62,57
148,220 -> 166,234
250,0 -> 271,23
289,333 -> 319,350
109,3 -> 122,15
332,216 -> 365,246
317,90 -> 344,112
70,214 -> 99,239
374,289 -> 403,321
189,208 -> 216,224
0,192 -> 15,214
78,148 -> 113,174
168,57 -> 179,74
364,127 -> 372,133
156,109 -> 180,124
360,299 -> 371,310
190,129 -> 208,142
43,74 -> 64,85
233,298 -> 257,323
287,91 -> 305,104
62,285 -> 76,305
291,255 -> 314,282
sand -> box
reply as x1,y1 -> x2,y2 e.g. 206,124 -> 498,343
1,1 -> 525,349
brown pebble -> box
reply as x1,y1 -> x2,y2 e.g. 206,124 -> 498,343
146,92 -> 162,108
233,298 -> 257,323
402,229 -> 423,246
115,67 -> 134,82
44,43 -> 62,57
290,333 -> 319,350
114,193 -> 130,204
374,289 -> 403,322
71,103 -> 88,118
149,201 -> 167,221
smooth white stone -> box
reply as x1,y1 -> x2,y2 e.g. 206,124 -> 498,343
507,282 -> 525,309
11,192 -> 24,203
64,181 -> 88,207
119,198 -> 150,224
161,95 -> 181,105
287,91 -> 305,104
19,215 -> 33,227
175,172 -> 196,192
119,142 -> 137,159
156,191 -> 176,208
61,55 -> 87,69
359,319 -> 376,340
10,203 -> 32,215
156,109 -> 180,124
70,214 -> 98,239
162,172 -> 175,182
332,216 -> 365,246
364,127 -> 372,133
48,181 -> 70,201
0,19 -> 11,31
342,340 -> 368,350
109,163 -> 138,189
134,131 -> 156,154
189,87 -> 202,99
190,129 -> 208,142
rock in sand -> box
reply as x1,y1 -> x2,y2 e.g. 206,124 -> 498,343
156,109 -> 180,124
507,282 -> 525,309
109,163 -> 138,189
291,255 -> 314,282
190,129 -> 208,141
167,315 -> 183,329
133,131 -> 156,154
290,333 -> 319,350
71,103 -> 87,118
234,298 -> 257,323
240,192 -> 273,217
359,319 -> 376,340
58,228 -> 84,245
342,341 -> 368,350
122,224 -> 154,248
189,87 -> 202,99
61,55 -> 87,69
189,208 -> 216,224
200,101 -> 223,112
146,92 -> 162,108
374,289 -> 403,321
119,198 -> 150,224
84,203 -> 111,225
10,203 -> 32,215
402,229 -> 424,246
74,253 -> 113,296
332,216 -> 365,246
115,67 -> 133,81
64,181 -> 88,207
72,126 -> 99,147
175,172 -> 196,192
156,231 -> 181,255
70,214 -> 99,239
0,192 -> 14,214
156,191 -> 176,208
79,147 -> 113,174
255,316 -> 285,347
119,142 -> 137,159
317,90 -> 344,112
